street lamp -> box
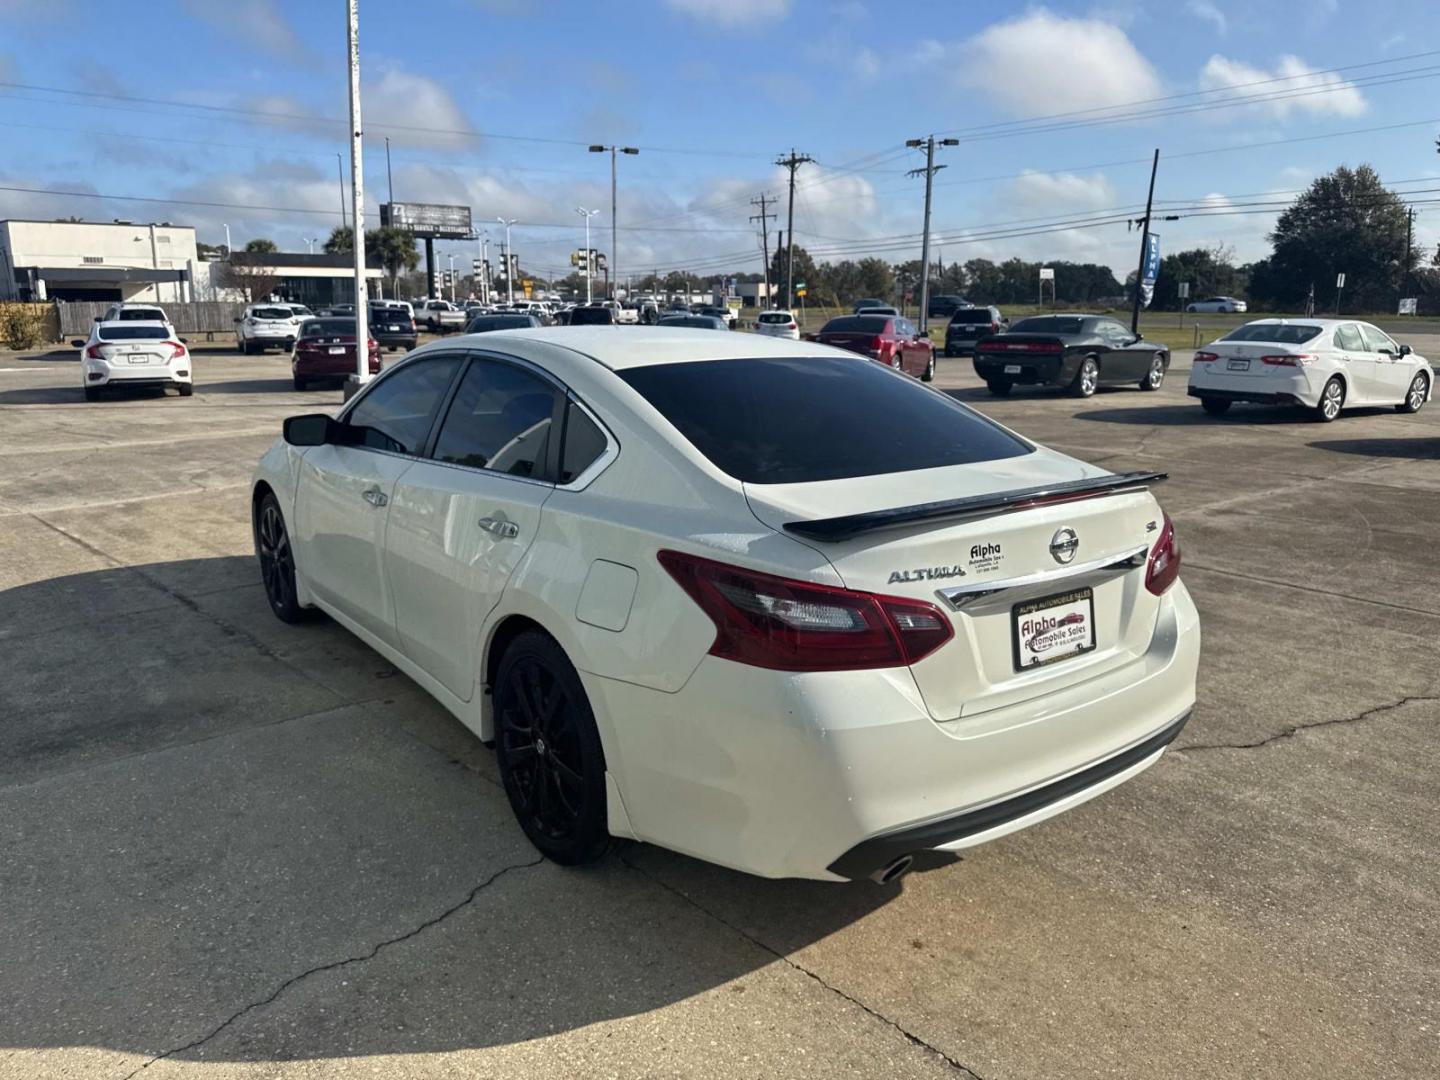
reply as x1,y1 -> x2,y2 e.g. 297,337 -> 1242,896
306,237 -> 319,254
222,223 -> 231,258
589,144 -> 638,299
576,206 -> 600,303
446,253 -> 456,302
496,217 -> 516,304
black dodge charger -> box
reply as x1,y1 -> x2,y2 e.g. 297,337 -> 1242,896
973,314 -> 1169,398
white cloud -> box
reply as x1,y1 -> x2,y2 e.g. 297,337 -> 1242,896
956,10 -> 1162,117
1186,0 -> 1227,34
664,0 -> 789,28
364,69 -> 475,150
1198,54 -> 1366,119
181,0 -> 304,57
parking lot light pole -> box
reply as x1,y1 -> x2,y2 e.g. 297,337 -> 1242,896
497,217 -> 516,304
344,0 -> 369,385
576,206 -> 599,303
589,145 -> 638,300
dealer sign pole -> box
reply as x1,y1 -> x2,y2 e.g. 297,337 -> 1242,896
346,0 -> 370,385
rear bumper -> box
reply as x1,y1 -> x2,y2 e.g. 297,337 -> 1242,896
84,359 -> 190,386
974,355 -> 1069,385
243,334 -> 296,347
1188,365 -> 1321,407
587,580 -> 1200,880
1188,387 -> 1306,407
371,331 -> 418,349
945,341 -> 979,356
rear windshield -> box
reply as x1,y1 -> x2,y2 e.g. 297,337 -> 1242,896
1009,316 -> 1085,335
1220,323 -> 1322,344
116,308 -> 164,321
821,316 -> 888,333
252,307 -> 294,320
569,307 -> 613,325
466,315 -> 535,332
949,309 -> 995,324
98,325 -> 168,340
620,356 -> 1031,484
301,319 -> 353,337
758,312 -> 793,324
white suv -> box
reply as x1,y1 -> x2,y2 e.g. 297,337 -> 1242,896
755,310 -> 800,340
235,304 -> 300,354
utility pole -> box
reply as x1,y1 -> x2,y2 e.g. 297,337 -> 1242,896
1404,206 -> 1415,298
385,136 -> 394,206
775,149 -> 812,310
344,0 -> 369,384
906,135 -> 957,333
1130,148 -> 1160,336
336,153 -> 347,233
750,193 -> 776,309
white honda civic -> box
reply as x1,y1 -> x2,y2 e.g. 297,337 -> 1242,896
1189,318 -> 1432,421
251,328 -> 1199,881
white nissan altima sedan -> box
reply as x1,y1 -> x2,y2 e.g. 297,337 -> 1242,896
251,328 -> 1199,882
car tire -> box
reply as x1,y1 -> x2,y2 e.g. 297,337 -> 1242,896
1186,305 -> 1197,313
1070,356 -> 1099,398
83,386 -> 101,402
255,492 -> 309,624
1316,376 -> 1345,422
921,352 -> 936,382
293,375 -> 307,391
986,379 -> 1013,397
889,353 -> 902,370
1201,397 -> 1231,416
1397,372 -> 1429,413
494,630 -> 612,867
236,338 -> 245,354
1140,353 -> 1166,391
178,383 -> 193,397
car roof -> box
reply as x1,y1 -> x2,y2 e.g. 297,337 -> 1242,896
1231,317 -> 1352,328
423,325 -> 842,370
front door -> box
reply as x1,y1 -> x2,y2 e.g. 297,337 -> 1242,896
293,354 -> 464,645
385,356 -> 563,700
1359,323 -> 1415,402
1098,320 -> 1150,381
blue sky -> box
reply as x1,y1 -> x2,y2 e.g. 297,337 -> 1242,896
2,0 -> 1438,281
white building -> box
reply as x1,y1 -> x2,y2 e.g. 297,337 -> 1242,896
0,219 -> 200,302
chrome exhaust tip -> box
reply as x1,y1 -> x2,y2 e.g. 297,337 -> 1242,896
871,854 -> 914,885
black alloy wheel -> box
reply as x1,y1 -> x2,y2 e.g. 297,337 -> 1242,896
494,632 -> 611,865
256,493 -> 306,623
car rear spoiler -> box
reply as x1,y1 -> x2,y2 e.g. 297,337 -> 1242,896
781,471 -> 1168,542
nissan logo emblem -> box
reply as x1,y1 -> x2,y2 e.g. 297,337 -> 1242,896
1049,527 -> 1080,565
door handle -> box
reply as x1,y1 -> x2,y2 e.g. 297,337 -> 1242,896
361,486 -> 388,508
478,516 -> 520,539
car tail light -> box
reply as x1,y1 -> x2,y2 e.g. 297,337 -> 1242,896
989,322 -> 999,333
867,335 -> 885,354
85,344 -> 105,359
788,322 -> 797,330
1145,512 -> 1181,596
1260,353 -> 1316,366
658,550 -> 953,671
1193,351 -> 1219,363
164,340 -> 187,357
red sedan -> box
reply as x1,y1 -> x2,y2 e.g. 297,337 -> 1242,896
813,313 -> 936,381
292,317 -> 382,390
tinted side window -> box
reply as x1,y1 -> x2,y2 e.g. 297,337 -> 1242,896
345,356 -> 463,454
559,400 -> 608,483
1359,324 -> 1396,353
431,360 -> 557,480
1334,324 -> 1363,351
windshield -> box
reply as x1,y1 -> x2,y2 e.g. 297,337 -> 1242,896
569,307 -> 613,325
1220,323 -> 1322,344
821,316 -> 889,334
758,313 -> 793,324
301,319 -> 354,337
98,325 -> 168,341
1009,316 -> 1085,335
466,315 -> 535,332
116,309 -> 164,321
620,356 -> 1031,484
252,307 -> 293,320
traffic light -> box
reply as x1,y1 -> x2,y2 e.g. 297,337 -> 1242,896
471,259 -> 482,274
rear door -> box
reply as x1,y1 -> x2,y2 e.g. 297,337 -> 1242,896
384,355 -> 562,700
293,354 -> 464,645
1333,323 -> 1376,401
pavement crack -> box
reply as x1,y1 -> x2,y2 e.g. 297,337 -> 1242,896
1178,695 -> 1439,755
119,855 -> 545,1078
619,854 -> 986,1079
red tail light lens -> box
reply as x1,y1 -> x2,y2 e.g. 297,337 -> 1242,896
164,340 -> 187,357
868,335 -> 885,354
989,322 -> 999,333
1145,512 -> 1181,596
85,344 -> 105,359
657,550 -> 953,671
1260,353 -> 1315,366
1193,351 -> 1218,363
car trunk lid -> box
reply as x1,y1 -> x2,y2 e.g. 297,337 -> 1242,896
744,450 -> 1166,720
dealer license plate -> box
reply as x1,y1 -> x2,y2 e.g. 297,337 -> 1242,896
328,346 -> 345,355
1227,359 -> 1250,371
127,354 -> 152,365
1003,363 -> 1022,374
1013,587 -> 1096,671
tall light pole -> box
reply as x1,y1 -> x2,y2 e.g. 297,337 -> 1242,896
905,135 -> 957,333
336,153 -> 348,233
576,206 -> 600,303
344,0 -> 369,384
480,230 -> 490,304
497,217 -> 516,304
222,223 -> 231,258
446,253 -> 455,302
306,237 -> 319,254
589,144 -> 638,300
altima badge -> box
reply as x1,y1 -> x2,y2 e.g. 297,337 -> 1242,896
1049,528 -> 1080,565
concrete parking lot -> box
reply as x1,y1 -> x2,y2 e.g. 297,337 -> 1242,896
1,339 -> 1437,1079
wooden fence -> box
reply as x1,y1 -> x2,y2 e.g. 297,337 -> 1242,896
55,301 -> 250,338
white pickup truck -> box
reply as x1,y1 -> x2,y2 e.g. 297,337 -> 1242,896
415,299 -> 467,332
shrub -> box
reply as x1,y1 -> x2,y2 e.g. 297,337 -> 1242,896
0,303 -> 52,349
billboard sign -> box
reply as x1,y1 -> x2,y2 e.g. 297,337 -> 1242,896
380,202 -> 473,239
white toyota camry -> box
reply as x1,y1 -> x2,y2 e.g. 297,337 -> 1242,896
251,328 -> 1199,882
1188,318 -> 1432,421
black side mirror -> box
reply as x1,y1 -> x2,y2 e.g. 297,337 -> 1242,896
283,413 -> 339,447
93,315 -> 102,323
71,339 -> 86,348
179,337 -> 189,345
1399,343 -> 1412,356
233,316 -> 242,323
